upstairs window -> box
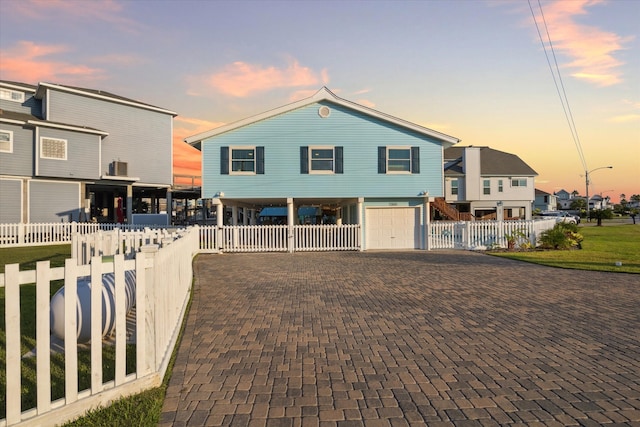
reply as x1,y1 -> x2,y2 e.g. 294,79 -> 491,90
0,130 -> 13,153
498,179 -> 503,193
483,179 -> 491,195
0,88 -> 25,103
378,146 -> 420,174
511,178 -> 527,187
300,146 -> 343,174
220,146 -> 264,175
451,179 -> 459,195
40,137 -> 67,160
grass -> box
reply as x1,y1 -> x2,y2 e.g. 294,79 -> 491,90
490,224 -> 640,273
0,244 -> 162,425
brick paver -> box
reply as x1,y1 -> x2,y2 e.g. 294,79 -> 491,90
159,251 -> 640,426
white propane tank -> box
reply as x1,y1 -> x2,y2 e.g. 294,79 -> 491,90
49,270 -> 136,343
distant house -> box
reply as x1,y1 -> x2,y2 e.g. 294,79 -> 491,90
186,87 -> 461,250
442,146 -> 538,220
534,188 -> 558,212
0,80 -> 176,224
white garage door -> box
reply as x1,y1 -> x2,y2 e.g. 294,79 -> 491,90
366,207 -> 421,250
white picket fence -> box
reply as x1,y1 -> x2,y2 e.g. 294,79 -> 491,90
429,219 -> 557,250
199,224 -> 361,253
0,222 -> 178,248
0,228 -> 198,426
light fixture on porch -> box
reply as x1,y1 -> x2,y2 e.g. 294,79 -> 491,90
215,191 -> 224,197
419,190 -> 429,196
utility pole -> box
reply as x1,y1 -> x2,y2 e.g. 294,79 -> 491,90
585,166 -> 613,222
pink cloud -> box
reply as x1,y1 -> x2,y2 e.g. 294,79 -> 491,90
6,0 -> 141,33
0,41 -> 105,83
194,60 -> 324,98
532,0 -> 632,86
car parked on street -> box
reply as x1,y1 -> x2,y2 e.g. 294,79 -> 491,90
536,211 -> 578,224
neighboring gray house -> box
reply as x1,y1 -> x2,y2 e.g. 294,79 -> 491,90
534,188 -> 558,212
0,81 -> 176,224
442,146 -> 538,220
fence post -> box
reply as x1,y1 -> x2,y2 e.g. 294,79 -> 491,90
139,244 -> 159,373
462,222 -> 469,249
18,222 -> 25,245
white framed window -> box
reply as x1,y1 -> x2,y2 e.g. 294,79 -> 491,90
231,147 -> 256,174
310,146 -> 335,173
0,130 -> 13,153
0,88 -> 25,103
511,178 -> 527,187
498,179 -> 504,193
40,137 -> 67,160
483,179 -> 491,195
451,179 -> 459,195
387,147 -> 412,173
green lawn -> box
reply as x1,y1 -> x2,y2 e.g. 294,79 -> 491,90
490,224 -> 640,273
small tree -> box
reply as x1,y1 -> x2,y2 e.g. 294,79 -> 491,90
570,198 -> 586,211
589,208 -> 613,226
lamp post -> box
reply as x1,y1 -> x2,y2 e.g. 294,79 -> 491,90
585,166 -> 613,221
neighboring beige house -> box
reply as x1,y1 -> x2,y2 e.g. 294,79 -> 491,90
440,146 -> 537,220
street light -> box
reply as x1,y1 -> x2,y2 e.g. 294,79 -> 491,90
585,166 -> 613,221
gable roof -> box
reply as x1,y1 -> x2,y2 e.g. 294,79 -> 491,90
444,146 -> 537,176
29,82 -> 177,116
185,87 -> 461,149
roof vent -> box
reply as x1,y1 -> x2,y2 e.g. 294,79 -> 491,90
318,106 -> 331,118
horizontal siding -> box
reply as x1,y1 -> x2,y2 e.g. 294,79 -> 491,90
0,123 -> 33,176
0,92 -> 40,116
0,179 -> 22,223
36,127 -> 100,179
29,180 -> 81,222
46,90 -> 172,185
202,102 -> 444,199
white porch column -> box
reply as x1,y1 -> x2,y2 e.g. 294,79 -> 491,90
424,197 -> 431,251
249,209 -> 256,225
126,185 -> 133,224
242,207 -> 249,225
357,197 -> 364,251
231,205 -> 238,226
287,198 -> 295,253
214,199 -> 223,251
166,190 -> 172,225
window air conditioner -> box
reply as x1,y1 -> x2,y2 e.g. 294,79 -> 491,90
112,161 -> 128,176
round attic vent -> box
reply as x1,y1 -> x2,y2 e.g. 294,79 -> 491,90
318,106 -> 331,118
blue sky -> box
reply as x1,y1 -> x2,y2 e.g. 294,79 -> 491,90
1,0 -> 638,200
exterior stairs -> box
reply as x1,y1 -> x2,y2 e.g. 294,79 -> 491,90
432,197 -> 474,221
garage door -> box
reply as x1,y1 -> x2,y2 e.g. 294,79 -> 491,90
366,207 -> 421,250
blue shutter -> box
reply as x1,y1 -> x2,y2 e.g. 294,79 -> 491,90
220,146 -> 229,175
256,146 -> 265,174
300,146 -> 309,174
411,146 -> 420,174
335,146 -> 343,174
378,146 -> 386,174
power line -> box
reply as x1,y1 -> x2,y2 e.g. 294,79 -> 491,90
527,0 -> 588,172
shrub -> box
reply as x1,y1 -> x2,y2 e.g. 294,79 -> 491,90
539,222 -> 583,250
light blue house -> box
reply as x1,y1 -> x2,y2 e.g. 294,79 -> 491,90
0,80 -> 176,224
186,88 -> 460,250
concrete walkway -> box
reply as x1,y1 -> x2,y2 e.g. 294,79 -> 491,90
159,251 -> 640,426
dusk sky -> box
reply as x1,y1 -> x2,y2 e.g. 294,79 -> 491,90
1,0 -> 638,201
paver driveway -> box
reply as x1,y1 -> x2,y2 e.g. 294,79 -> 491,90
160,251 -> 640,427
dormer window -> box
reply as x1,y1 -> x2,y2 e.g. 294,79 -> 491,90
0,88 -> 25,103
